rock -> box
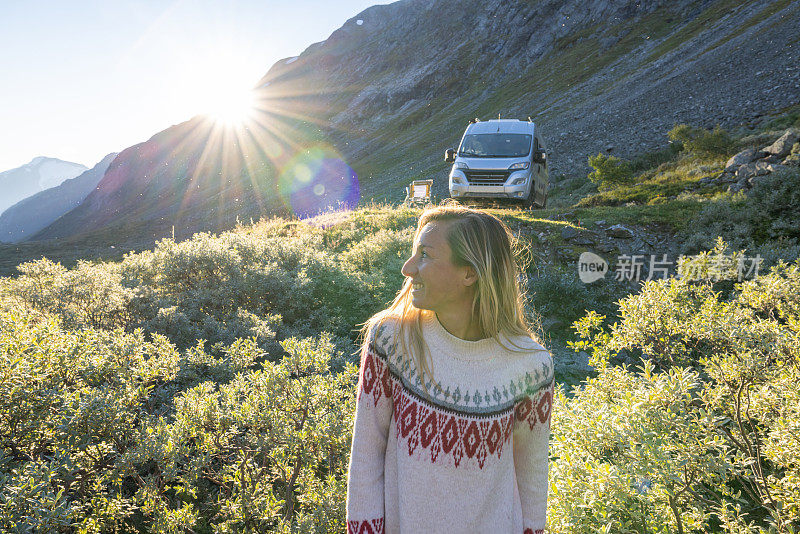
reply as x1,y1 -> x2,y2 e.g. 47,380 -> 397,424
597,242 -> 616,253
763,129 -> 800,157
724,147 -> 759,170
561,226 -> 580,239
594,220 -> 606,226
736,161 -> 771,181
572,235 -> 596,246
784,153 -> 800,166
574,351 -> 595,374
715,171 -> 737,183
766,163 -> 789,173
749,174 -> 771,187
541,317 -> 563,331
762,154 -> 783,163
728,180 -> 748,193
606,224 -> 634,239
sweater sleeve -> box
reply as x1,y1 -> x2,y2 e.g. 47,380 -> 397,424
346,324 -> 394,534
513,355 -> 554,534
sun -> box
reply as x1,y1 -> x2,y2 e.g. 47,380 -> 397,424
205,83 -> 258,126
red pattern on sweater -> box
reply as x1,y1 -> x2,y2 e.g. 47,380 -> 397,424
523,529 -> 544,534
347,518 -> 384,534
359,346 -> 553,469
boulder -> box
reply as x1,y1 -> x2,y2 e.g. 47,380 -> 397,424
728,179 -> 748,193
763,129 -> 800,157
715,170 -> 737,183
783,143 -> 800,166
736,161 -> 770,181
561,226 -> 580,239
724,147 -> 759,171
766,163 -> 789,173
763,154 -> 783,164
541,317 -> 563,331
572,235 -> 596,246
606,224 -> 634,239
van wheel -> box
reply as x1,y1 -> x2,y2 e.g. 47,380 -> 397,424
536,192 -> 547,209
521,190 -> 535,210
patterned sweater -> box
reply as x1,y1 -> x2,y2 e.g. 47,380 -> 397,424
346,312 -> 554,534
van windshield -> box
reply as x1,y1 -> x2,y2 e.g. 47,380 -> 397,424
458,134 -> 532,157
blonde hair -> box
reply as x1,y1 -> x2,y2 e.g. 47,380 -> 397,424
361,204 -> 540,396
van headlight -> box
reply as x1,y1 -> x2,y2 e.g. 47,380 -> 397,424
452,176 -> 465,185
454,162 -> 469,170
508,162 -> 530,170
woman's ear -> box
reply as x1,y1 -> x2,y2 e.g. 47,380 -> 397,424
463,265 -> 478,287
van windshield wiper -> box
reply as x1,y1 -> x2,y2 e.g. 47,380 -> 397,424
459,151 -> 482,157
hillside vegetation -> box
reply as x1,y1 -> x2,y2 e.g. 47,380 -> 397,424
1,118 -> 800,532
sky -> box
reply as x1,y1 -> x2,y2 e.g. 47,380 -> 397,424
0,0 -> 390,171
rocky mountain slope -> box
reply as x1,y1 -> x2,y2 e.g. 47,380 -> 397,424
29,0 -> 800,243
0,157 -> 87,215
0,153 -> 116,243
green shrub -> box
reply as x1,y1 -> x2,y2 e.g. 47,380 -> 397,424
681,168 -> 800,270
121,334 -> 356,533
4,230 -> 384,353
0,306 -> 355,532
588,153 -> 635,190
0,310 -> 180,532
339,227 -> 413,306
668,123 -> 735,158
629,144 -> 682,174
556,254 -> 800,532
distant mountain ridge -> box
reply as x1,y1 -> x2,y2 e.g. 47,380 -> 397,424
0,153 -> 116,243
29,0 -> 800,243
0,157 -> 87,215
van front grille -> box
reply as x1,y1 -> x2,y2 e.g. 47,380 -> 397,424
464,170 -> 510,186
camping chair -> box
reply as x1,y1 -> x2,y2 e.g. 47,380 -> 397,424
404,179 -> 433,206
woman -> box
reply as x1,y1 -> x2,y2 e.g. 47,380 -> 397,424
346,205 -> 553,534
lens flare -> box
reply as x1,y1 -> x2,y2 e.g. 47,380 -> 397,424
278,146 -> 360,219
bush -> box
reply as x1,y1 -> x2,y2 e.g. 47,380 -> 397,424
556,254 -> 800,532
587,153 -> 635,190
0,310 -> 180,531
681,168 -> 800,270
4,229 -> 385,353
121,334 -> 356,533
0,307 -> 356,532
668,123 -> 735,158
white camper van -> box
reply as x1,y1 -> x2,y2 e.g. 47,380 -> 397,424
444,118 -> 548,208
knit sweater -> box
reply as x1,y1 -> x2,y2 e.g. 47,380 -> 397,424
346,312 -> 554,534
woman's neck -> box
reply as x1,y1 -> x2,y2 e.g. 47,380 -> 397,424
434,310 -> 484,341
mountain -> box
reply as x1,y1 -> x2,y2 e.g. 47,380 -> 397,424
0,157 -> 88,215
0,153 -> 116,243
31,0 -> 800,243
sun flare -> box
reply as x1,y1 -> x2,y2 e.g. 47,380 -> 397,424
205,84 -> 258,126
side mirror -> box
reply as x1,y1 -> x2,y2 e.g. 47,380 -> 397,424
444,148 -> 456,163
533,149 -> 546,164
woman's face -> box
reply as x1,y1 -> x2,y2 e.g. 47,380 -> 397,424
401,221 -> 475,318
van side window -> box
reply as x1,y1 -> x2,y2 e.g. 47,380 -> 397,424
534,137 -> 540,152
